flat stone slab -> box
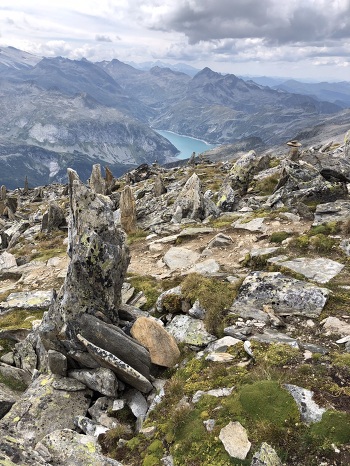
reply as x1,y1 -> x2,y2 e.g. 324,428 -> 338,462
232,217 -> 267,233
163,247 -> 200,270
230,271 -> 329,318
188,259 -> 220,275
77,334 -> 153,393
178,227 -> 214,237
251,329 -> 299,349
37,429 -> 122,465
1,290 -> 53,310
268,256 -> 344,283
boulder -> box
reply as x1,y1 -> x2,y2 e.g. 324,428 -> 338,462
313,200 -> 350,225
36,428 -> 122,465
77,334 -> 153,393
284,384 -> 326,424
39,169 -> 130,355
0,374 -> 92,446
230,271 -> 329,318
321,316 -> 350,336
41,201 -> 66,232
48,349 -> 67,376
1,290 -> 53,310
266,161 -> 347,208
0,251 -> 17,269
232,217 -> 267,233
217,180 -> 236,211
131,317 -> 180,368
124,388 -> 148,419
0,382 -> 21,419
78,313 -> 151,379
153,175 -> 167,196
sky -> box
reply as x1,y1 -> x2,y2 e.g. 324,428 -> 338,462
0,0 -> 350,81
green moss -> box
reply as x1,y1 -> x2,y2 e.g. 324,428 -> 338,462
210,215 -> 238,228
0,373 -> 28,392
238,380 -> 300,425
0,309 -> 44,331
310,411 -> 350,448
332,353 -> 350,369
255,343 -> 301,367
142,455 -> 161,466
269,231 -> 292,243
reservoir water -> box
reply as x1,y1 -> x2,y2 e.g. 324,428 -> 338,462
156,130 -> 216,160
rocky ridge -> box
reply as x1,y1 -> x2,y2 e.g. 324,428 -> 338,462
0,135 -> 349,465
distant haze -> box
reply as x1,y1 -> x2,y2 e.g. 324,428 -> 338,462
0,0 -> 349,81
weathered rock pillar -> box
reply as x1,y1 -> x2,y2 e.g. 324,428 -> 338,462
120,185 -> 137,233
89,164 -> 106,194
39,168 -> 130,354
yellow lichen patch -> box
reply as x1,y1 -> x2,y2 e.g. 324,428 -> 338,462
86,442 -> 96,453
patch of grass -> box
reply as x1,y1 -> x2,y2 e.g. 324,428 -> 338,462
0,372 -> 28,392
290,231 -> 336,254
127,229 -> 148,245
181,274 -> 239,336
0,309 -> 44,331
269,231 -> 293,243
210,215 -> 238,228
128,275 -> 162,310
11,230 -> 67,262
251,173 -> 280,195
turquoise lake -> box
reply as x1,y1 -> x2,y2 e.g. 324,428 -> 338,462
156,130 -> 216,160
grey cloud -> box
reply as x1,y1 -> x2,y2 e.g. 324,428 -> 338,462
95,34 -> 112,42
150,0 -> 350,47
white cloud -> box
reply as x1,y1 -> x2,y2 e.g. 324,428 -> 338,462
0,0 -> 349,80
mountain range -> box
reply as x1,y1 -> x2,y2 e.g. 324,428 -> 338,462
0,46 -> 349,189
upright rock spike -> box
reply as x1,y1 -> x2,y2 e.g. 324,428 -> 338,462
0,185 -> 6,201
120,185 -> 137,233
89,164 -> 106,195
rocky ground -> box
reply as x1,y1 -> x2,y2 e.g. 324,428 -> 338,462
0,135 -> 350,465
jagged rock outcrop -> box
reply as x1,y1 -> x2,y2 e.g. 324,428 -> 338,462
41,201 -> 67,232
265,160 -> 347,210
172,172 -> 219,222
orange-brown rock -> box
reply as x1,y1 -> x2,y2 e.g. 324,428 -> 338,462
131,317 -> 180,368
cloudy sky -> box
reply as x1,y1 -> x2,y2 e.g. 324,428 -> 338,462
0,0 -> 349,80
